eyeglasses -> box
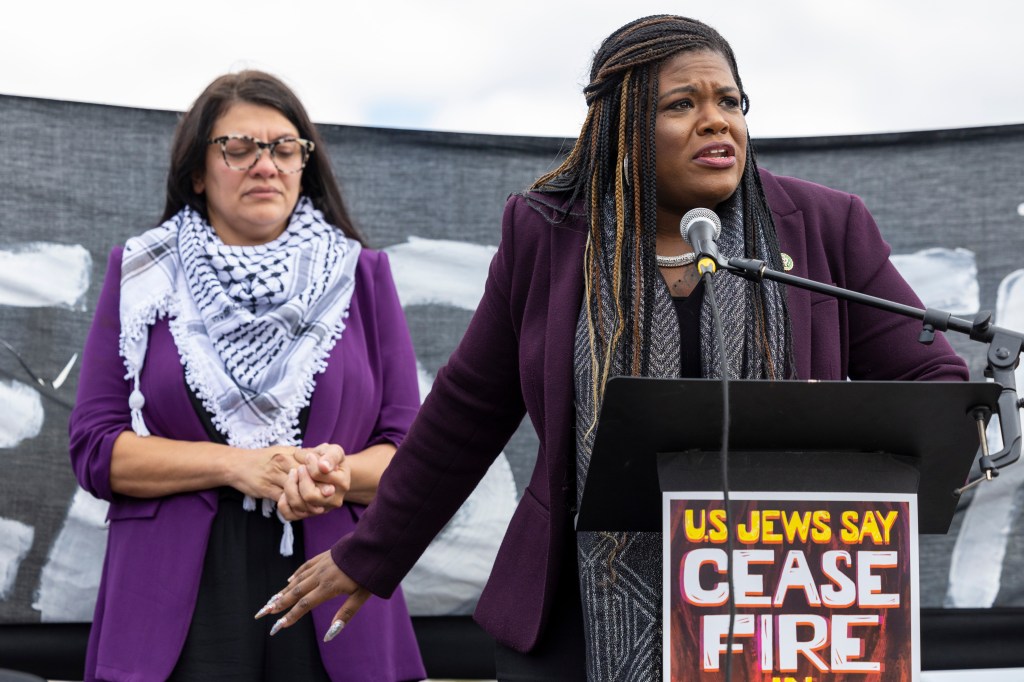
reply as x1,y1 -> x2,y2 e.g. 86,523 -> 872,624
207,134 -> 315,173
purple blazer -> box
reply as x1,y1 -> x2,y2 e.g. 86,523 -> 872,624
331,169 -> 969,654
69,247 -> 426,681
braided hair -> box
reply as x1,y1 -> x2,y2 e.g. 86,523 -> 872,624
533,15 -> 790,397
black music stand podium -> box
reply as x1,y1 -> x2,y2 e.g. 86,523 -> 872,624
575,377 -> 1002,534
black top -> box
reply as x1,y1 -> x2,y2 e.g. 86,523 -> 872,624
174,370 -> 328,680
672,279 -> 705,378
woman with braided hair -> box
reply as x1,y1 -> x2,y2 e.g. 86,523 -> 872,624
260,15 -> 967,680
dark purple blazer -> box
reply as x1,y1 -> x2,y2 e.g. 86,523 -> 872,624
335,170 -> 969,653
69,248 -> 426,681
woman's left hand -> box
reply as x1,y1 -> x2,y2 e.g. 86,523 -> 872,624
277,444 -> 351,521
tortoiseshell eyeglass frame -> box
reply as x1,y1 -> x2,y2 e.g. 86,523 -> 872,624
206,134 -> 315,173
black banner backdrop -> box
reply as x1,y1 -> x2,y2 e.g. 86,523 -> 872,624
2,94 -> 1023,673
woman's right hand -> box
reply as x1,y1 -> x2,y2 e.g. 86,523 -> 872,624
255,549 -> 371,642
109,433 -> 303,500
108,433 -> 349,513
229,445 -> 303,501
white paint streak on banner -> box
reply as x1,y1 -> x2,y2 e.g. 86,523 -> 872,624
384,237 -> 496,310
891,247 -> 979,314
945,269 -> 1024,607
402,449 -> 517,615
33,488 -> 109,622
0,518 -> 34,599
0,242 -> 92,309
0,379 -> 44,448
382,242 -> 517,615
401,363 -> 517,615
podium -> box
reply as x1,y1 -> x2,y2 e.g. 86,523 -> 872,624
576,377 -> 1001,534
575,377 -> 1002,681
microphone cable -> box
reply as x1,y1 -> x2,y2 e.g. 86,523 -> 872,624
697,257 -> 736,681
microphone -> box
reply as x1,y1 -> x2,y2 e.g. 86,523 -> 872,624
680,208 -> 723,273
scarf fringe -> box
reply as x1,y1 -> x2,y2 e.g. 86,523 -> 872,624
118,196 -> 358,557
277,510 -> 294,557
168,313 -> 350,449
120,293 -> 180,437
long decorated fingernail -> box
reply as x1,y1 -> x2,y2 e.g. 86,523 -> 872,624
255,593 -> 282,619
323,619 -> 345,642
270,618 -> 286,636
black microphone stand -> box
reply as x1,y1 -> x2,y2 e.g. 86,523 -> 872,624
720,255 -> 1024,490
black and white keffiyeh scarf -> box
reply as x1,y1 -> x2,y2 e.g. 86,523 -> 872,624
119,196 -> 361,554
573,188 -> 789,680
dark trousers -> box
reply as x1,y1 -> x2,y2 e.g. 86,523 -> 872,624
167,489 -> 331,682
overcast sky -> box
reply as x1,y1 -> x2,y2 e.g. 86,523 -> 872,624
3,0 -> 1022,140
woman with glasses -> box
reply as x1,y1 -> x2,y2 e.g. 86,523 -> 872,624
69,71 -> 425,681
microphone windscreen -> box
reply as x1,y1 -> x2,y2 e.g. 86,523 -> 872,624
680,208 -> 722,244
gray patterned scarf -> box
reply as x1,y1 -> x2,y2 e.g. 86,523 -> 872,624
573,187 -> 788,680
119,197 -> 360,554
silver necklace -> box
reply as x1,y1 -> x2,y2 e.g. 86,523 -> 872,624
656,252 -> 697,268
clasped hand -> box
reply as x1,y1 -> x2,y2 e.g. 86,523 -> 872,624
239,443 -> 350,521
279,444 -> 351,521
